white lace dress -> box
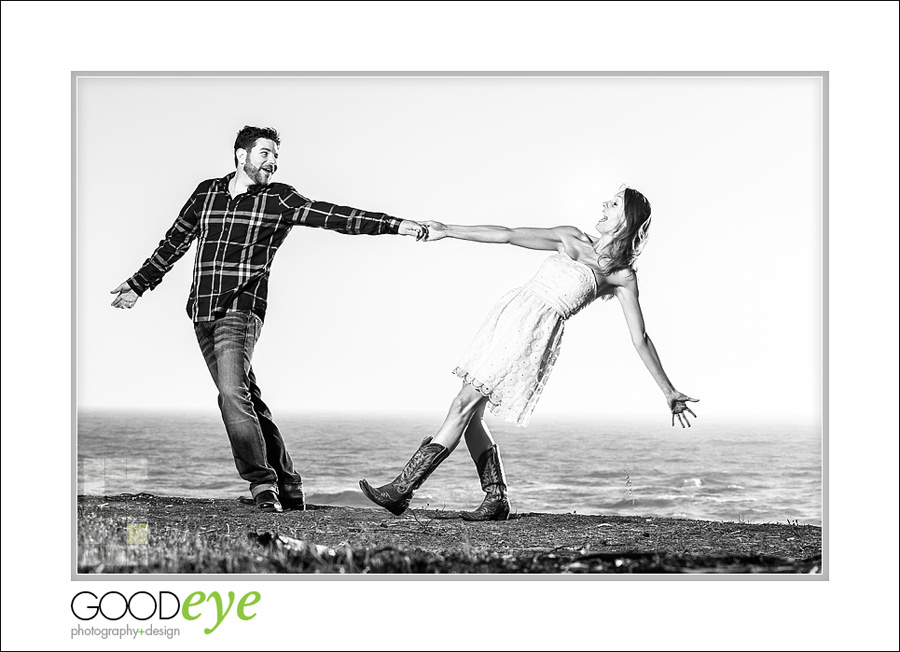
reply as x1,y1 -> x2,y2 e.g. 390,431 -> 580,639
453,252 -> 599,427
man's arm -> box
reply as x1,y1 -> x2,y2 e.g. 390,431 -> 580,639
277,186 -> 424,238
110,182 -> 204,309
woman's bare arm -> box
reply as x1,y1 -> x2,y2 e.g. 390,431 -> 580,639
615,273 -> 699,427
422,221 -> 588,252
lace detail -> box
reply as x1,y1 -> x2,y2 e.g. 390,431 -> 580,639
451,254 -> 599,427
452,367 -> 504,405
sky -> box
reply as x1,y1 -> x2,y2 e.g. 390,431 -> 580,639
77,74 -> 823,422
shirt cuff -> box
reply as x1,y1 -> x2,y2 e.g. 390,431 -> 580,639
126,278 -> 146,296
385,216 -> 405,233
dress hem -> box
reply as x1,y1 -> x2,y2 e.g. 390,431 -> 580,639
451,367 -> 531,428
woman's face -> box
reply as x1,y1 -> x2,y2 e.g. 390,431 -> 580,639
596,189 -> 627,235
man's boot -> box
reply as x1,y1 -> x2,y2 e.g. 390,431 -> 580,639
279,479 -> 306,511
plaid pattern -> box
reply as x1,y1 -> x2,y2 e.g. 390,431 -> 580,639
127,172 -> 404,322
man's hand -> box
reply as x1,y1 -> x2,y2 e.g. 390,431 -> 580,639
110,282 -> 140,309
398,220 -> 428,240
421,221 -> 448,241
667,392 -> 699,428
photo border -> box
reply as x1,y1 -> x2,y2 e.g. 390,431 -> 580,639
71,70 -> 828,581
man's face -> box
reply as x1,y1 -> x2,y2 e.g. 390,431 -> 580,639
241,138 -> 279,185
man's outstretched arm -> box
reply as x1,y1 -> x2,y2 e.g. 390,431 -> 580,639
110,182 -> 204,309
277,187 -> 425,238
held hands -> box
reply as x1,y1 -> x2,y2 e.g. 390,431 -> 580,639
667,392 -> 699,428
420,221 -> 447,241
399,220 -> 448,242
398,220 -> 429,241
110,282 -> 139,309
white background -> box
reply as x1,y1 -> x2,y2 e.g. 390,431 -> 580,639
77,75 -> 821,423
2,1 -> 898,651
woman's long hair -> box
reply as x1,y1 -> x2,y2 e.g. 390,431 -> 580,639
597,187 -> 652,277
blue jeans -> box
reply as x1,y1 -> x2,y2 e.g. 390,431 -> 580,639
194,311 -> 301,497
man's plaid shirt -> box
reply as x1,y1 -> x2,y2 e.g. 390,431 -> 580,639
127,172 -> 404,322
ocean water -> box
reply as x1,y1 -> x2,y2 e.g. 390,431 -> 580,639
77,410 -> 822,525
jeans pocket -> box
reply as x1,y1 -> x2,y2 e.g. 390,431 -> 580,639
251,312 -> 264,338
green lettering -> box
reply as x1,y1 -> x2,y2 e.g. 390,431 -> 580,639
203,591 -> 236,634
182,591 -> 205,621
237,592 -> 261,621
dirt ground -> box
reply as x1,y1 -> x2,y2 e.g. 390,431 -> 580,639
77,494 -> 822,574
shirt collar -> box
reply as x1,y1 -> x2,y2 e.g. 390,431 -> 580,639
218,171 -> 266,195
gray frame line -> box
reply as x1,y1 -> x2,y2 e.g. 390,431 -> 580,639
71,71 -> 828,581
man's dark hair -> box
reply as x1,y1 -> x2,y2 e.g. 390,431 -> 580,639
233,126 -> 281,168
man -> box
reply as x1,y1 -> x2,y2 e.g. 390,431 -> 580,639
110,126 -> 426,513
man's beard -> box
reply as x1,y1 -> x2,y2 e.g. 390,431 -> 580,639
243,160 -> 273,185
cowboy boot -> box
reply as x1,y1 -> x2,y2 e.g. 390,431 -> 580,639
460,444 -> 510,521
359,436 -> 450,516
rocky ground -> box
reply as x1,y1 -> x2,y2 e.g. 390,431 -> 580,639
77,494 -> 822,574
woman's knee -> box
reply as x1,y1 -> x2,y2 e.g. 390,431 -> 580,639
450,385 -> 485,419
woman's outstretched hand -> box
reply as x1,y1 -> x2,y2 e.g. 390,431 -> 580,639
421,221 -> 448,241
667,392 -> 699,428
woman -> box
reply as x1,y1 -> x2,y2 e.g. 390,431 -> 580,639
360,185 -> 697,521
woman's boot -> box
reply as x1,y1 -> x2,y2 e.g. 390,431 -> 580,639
460,444 -> 510,521
359,436 -> 450,516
